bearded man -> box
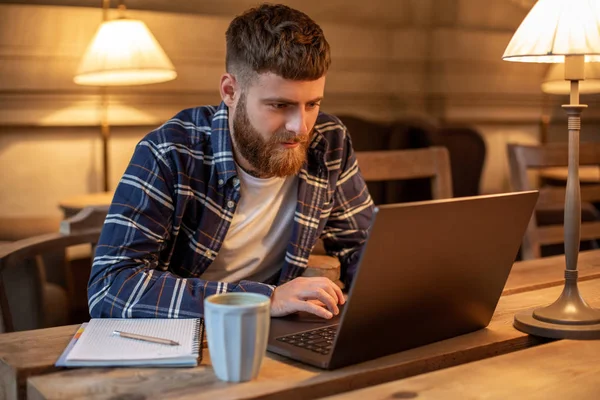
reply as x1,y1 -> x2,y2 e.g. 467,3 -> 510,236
88,3 -> 374,320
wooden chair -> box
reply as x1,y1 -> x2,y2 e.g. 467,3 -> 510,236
356,146 -> 453,200
0,206 -> 108,333
507,143 -> 600,260
309,147 -> 453,284
434,126 -> 486,197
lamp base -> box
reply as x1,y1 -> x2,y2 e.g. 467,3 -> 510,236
514,269 -> 600,339
514,311 -> 600,340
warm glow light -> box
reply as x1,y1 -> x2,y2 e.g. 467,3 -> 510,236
542,63 -> 600,94
39,101 -> 161,126
503,0 -> 600,62
74,19 -> 177,86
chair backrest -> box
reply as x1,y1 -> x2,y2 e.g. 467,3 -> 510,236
507,142 -> 600,259
0,206 -> 108,333
337,115 -> 444,204
434,126 -> 486,197
337,115 -> 394,205
356,147 -> 453,200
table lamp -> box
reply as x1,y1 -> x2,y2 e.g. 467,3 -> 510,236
542,62 -> 600,94
502,0 -> 600,339
74,0 -> 177,192
503,0 -> 600,339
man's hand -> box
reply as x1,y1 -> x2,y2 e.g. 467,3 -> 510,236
270,276 -> 345,319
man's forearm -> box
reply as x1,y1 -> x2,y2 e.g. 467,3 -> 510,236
88,263 -> 275,318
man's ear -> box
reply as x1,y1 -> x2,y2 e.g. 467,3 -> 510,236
220,73 -> 238,107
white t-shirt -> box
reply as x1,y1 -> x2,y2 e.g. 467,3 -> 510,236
201,165 -> 298,283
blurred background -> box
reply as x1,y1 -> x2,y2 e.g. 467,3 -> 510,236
4,0 -> 600,332
1,0 -> 599,231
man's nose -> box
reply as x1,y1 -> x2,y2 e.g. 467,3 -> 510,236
286,109 -> 309,136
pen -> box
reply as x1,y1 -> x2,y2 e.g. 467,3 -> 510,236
112,330 -> 180,346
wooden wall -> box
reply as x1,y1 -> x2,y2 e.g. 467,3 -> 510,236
2,0 -> 594,221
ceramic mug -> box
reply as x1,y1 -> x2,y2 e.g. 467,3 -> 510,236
204,292 -> 271,382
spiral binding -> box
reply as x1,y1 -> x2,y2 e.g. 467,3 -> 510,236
192,318 -> 204,355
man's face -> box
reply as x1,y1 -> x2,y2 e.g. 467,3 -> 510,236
231,72 -> 326,178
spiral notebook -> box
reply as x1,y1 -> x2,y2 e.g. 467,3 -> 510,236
56,318 -> 203,367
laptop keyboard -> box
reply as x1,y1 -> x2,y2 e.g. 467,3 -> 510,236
276,325 -> 338,355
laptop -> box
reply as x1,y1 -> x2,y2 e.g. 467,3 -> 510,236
267,191 -> 538,369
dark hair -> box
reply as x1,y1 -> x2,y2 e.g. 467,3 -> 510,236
225,3 -> 331,84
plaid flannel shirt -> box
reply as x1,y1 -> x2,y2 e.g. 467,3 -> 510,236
88,102 -> 374,318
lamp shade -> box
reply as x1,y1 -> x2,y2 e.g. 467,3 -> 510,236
74,19 -> 177,86
542,63 -> 600,94
503,0 -> 600,63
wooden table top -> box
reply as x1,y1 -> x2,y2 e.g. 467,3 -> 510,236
58,192 -> 113,217
1,250 -> 600,400
539,166 -> 600,183
0,325 -> 79,400
503,248 -> 600,295
324,339 -> 600,400
25,280 -> 600,400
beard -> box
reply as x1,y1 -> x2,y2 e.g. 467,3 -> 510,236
231,94 -> 311,178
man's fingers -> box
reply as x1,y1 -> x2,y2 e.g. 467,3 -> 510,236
329,281 -> 345,304
319,285 -> 342,314
320,282 -> 344,307
297,300 -> 333,319
301,288 -> 339,315
307,299 -> 327,307
309,277 -> 345,305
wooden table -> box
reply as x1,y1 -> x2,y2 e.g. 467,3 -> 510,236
324,339 -> 600,399
1,250 -> 600,400
26,281 -> 600,400
539,166 -> 600,184
502,247 -> 600,295
58,192 -> 113,218
0,325 -> 79,400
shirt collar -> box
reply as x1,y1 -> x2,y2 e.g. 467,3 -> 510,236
210,102 -> 238,187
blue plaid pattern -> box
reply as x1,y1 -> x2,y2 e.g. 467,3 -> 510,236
88,102 -> 374,318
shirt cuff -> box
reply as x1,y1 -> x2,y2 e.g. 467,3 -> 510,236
235,280 -> 276,298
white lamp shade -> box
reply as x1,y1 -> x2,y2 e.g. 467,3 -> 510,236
542,62 -> 600,94
503,0 -> 600,63
74,19 -> 177,86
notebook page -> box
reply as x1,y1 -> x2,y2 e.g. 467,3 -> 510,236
67,318 -> 199,361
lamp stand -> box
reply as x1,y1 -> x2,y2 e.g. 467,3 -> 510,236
514,55 -> 600,339
100,86 -> 110,192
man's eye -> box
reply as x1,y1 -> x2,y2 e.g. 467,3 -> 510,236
307,102 -> 321,109
271,103 -> 288,109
